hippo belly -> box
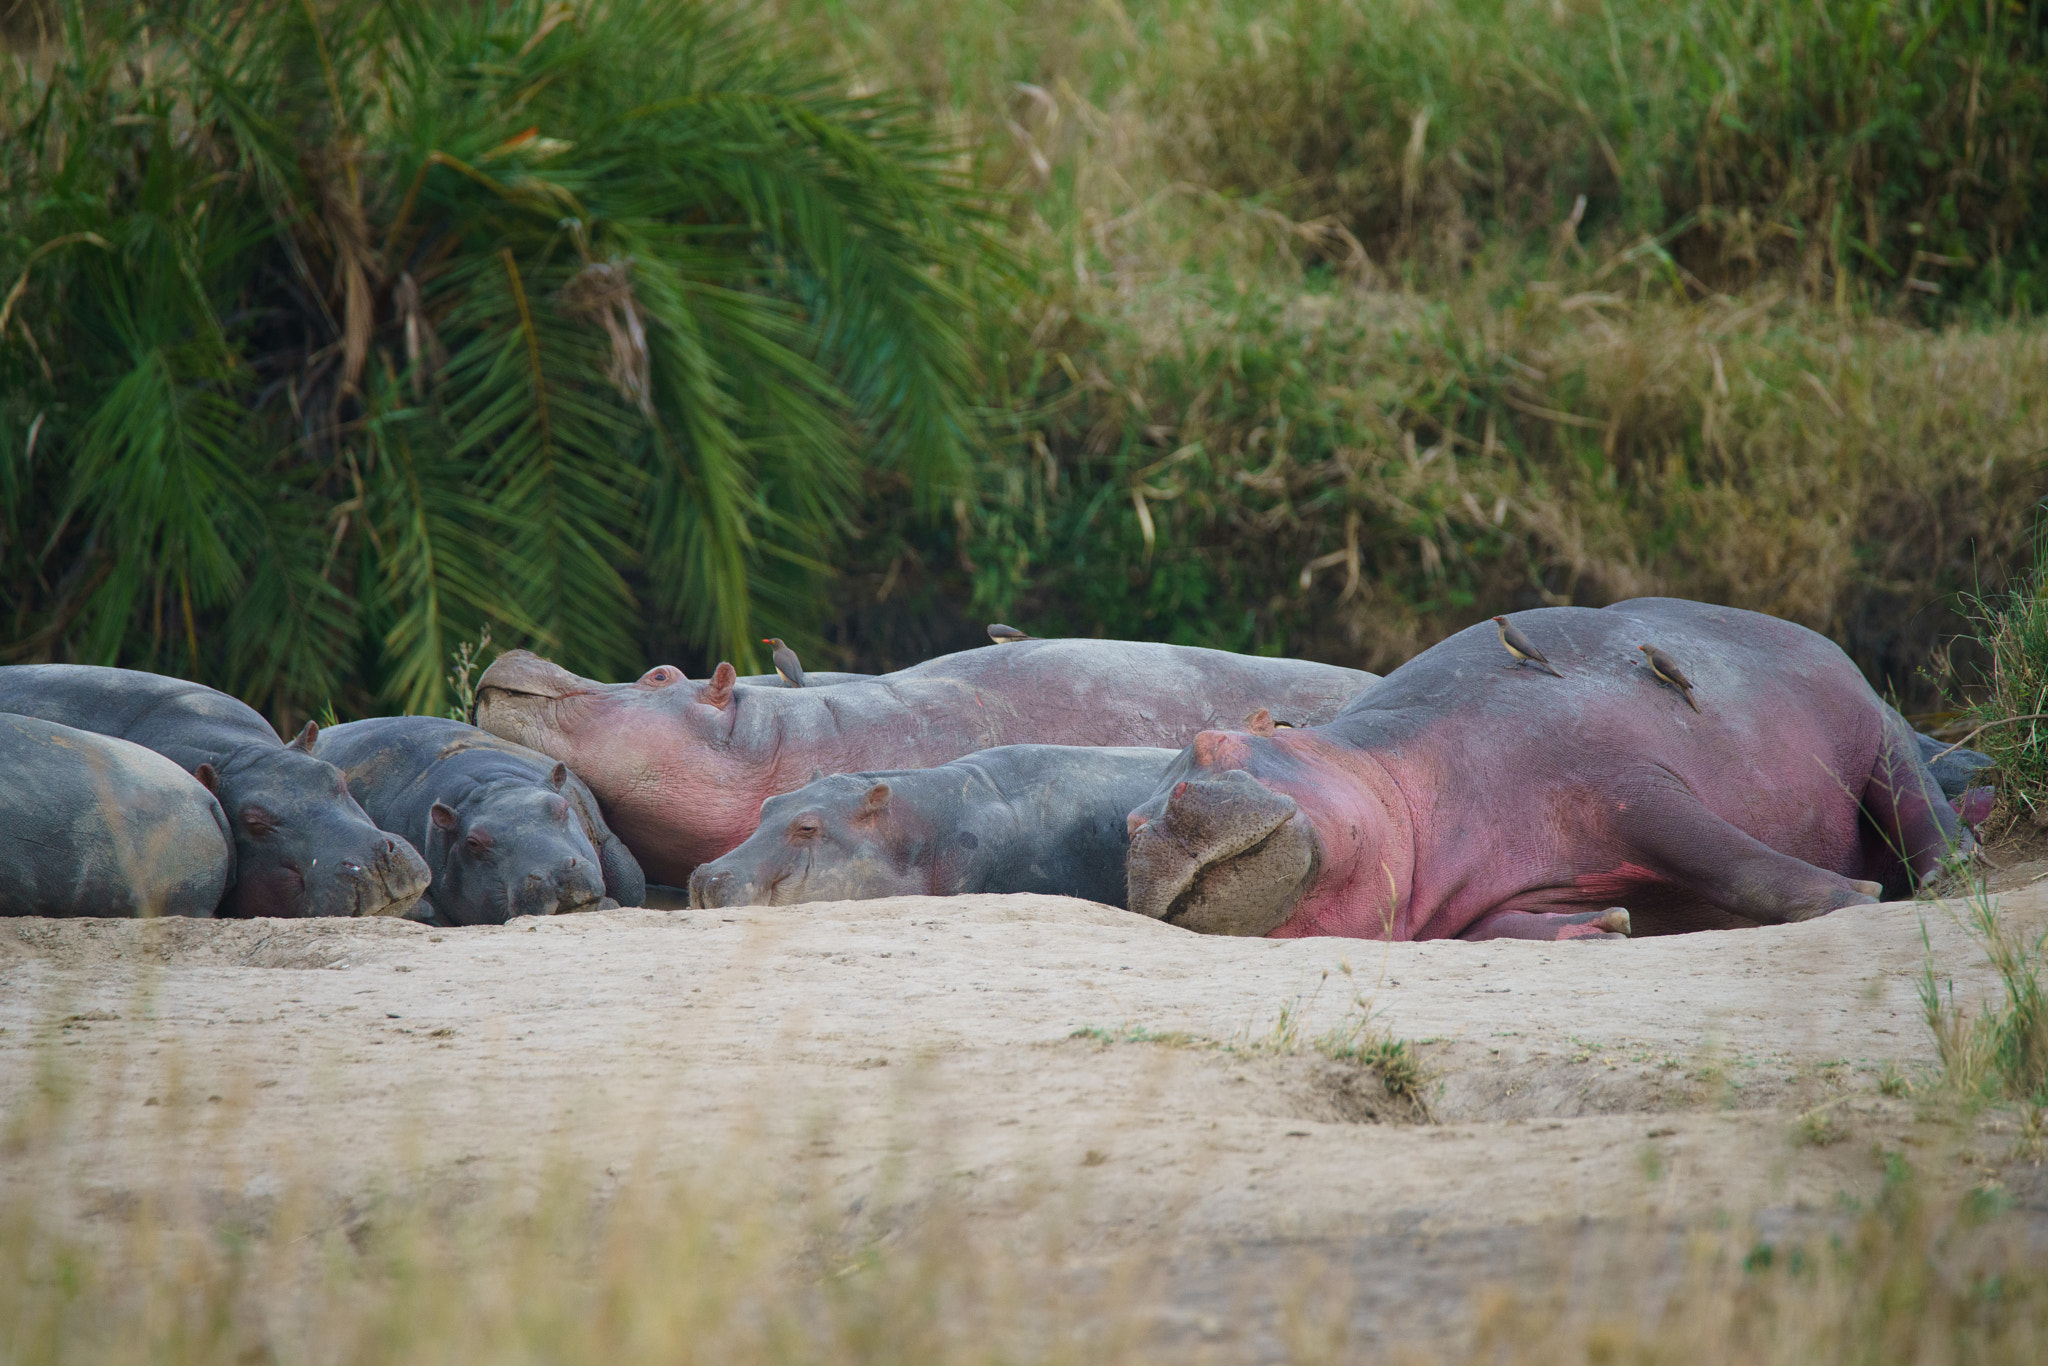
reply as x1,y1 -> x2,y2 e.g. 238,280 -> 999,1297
474,639 -> 1375,882
0,714 -> 232,918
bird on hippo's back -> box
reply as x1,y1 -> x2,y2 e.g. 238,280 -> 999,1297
761,638 -> 806,688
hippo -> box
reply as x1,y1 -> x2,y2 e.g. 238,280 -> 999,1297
313,717 -> 646,924
688,745 -> 1178,909
1124,599 -> 1969,942
0,666 -> 430,918
0,714 -> 233,918
474,640 -> 1376,883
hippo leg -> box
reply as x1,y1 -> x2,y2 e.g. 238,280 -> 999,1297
597,836 -> 647,908
1614,785 -> 1879,925
1863,722 -> 1972,890
1462,908 -> 1631,942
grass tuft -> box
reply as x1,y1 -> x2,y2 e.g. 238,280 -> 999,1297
1919,897 -> 2048,1111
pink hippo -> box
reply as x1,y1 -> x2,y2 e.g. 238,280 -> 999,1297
474,639 -> 1376,885
1124,599 -> 1968,941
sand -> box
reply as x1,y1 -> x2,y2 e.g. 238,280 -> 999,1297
5,878 -> 2046,1355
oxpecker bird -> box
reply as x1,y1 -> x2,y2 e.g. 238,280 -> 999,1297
987,623 -> 1030,644
1637,644 -> 1700,712
1491,615 -> 1564,678
762,638 -> 807,688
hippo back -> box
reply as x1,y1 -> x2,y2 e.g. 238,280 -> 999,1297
0,665 -> 431,919
0,663 -> 277,774
0,713 -> 232,917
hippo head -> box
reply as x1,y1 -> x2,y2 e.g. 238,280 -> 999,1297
421,763 -> 607,924
687,776 -> 925,908
1123,729 -> 1334,936
206,723 -> 432,918
473,650 -> 750,879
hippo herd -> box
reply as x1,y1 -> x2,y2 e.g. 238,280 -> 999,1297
0,597 -> 1995,941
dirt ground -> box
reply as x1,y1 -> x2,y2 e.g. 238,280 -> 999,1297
5,869 -> 2048,1359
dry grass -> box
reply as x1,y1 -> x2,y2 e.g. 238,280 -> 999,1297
776,0 -> 2047,702
3,1089 -> 2045,1364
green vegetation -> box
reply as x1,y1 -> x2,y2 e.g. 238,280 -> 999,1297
1956,548 -> 2048,815
1922,897 -> 2048,1111
5,0 -> 2045,719
1075,969 -> 1431,1107
0,0 -> 998,713
790,0 -> 2048,696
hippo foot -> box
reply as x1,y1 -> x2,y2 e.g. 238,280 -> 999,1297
1126,770 -> 1318,936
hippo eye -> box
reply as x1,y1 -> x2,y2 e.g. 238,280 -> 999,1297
465,831 -> 494,856
638,666 -> 677,687
789,816 -> 822,841
240,806 -> 277,837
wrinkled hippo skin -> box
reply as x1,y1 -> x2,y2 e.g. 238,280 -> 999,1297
689,745 -> 1176,909
475,640 -> 1375,883
1125,599 -> 1968,942
0,666 -> 430,918
1915,732 -> 1994,799
0,714 -> 232,918
315,717 -> 646,924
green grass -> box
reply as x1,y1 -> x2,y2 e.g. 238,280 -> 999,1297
781,0 -> 2048,699
10,0 -> 2048,710
1954,546 -> 2048,817
1920,896 -> 2048,1112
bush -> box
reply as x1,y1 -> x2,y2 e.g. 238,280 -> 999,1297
0,0 -> 1002,717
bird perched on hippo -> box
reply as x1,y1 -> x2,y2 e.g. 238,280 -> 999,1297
1125,599 -> 1971,942
313,717 -> 646,924
0,665 -> 430,918
473,638 -> 1377,883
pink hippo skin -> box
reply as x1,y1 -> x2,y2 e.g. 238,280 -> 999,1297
472,640 -> 1375,885
1123,599 -> 1969,942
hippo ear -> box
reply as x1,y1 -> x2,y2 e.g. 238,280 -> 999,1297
1242,708 -> 1276,737
288,720 -> 318,752
699,662 -> 737,710
858,782 -> 891,817
430,802 -> 459,831
548,762 -> 568,791
192,762 -> 219,794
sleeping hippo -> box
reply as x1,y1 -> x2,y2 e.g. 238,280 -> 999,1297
475,639 -> 1375,883
0,713 -> 233,918
687,745 -> 1178,909
0,666 -> 430,918
1124,599 -> 1968,942
314,717 -> 646,923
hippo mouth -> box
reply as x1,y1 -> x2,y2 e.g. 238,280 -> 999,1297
474,650 -> 601,703
347,839 -> 434,918
1126,770 -> 1320,936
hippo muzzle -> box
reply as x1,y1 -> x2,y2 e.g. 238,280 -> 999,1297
1125,769 -> 1320,936
323,835 -> 433,917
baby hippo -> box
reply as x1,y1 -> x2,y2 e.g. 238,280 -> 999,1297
315,717 -> 645,924
688,745 -> 1176,909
